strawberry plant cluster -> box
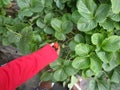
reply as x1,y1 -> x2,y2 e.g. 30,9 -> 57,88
0,0 -> 120,90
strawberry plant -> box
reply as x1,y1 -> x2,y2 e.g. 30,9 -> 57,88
0,0 -> 120,90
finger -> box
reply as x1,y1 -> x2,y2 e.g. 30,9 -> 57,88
49,43 -> 54,47
57,46 -> 60,55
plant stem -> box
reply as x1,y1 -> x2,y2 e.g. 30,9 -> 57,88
5,25 -> 22,37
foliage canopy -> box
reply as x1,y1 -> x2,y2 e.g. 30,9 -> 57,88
0,0 -> 120,89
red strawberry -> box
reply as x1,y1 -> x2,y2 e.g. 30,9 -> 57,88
53,42 -> 59,50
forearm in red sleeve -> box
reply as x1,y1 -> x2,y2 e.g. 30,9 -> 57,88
0,44 -> 58,90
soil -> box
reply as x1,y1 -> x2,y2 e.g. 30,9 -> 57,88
17,74 -> 40,90
0,45 -> 22,65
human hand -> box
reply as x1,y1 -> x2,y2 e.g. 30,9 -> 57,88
50,42 -> 60,56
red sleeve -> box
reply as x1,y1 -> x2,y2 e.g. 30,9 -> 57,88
0,44 -> 58,90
